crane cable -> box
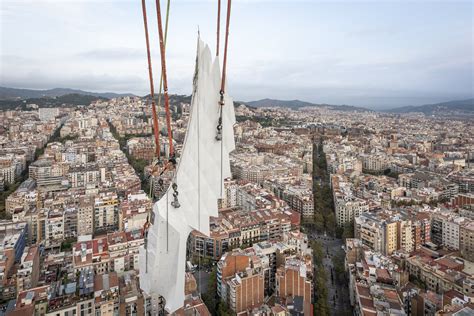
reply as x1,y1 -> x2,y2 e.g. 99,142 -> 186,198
217,0 -> 232,198
154,2 -> 170,254
155,0 -> 178,263
141,0 -> 171,274
141,0 -> 160,160
140,0 -> 157,274
156,0 -> 171,156
156,0 -> 174,158
149,0 -> 171,198
220,0 -> 232,95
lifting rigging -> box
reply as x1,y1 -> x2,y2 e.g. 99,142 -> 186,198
140,0 -> 160,160
140,0 -> 157,273
140,0 -> 173,276
216,0 -> 232,199
139,0 -> 234,312
155,0 -> 174,159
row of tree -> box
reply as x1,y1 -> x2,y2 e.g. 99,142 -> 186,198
309,137 -> 354,314
306,138 -> 355,241
202,267 -> 234,315
311,240 -> 330,315
310,138 -> 337,235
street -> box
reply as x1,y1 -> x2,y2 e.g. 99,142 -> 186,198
311,233 -> 353,315
193,269 -> 210,294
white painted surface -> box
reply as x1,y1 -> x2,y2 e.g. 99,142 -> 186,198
139,38 -> 235,313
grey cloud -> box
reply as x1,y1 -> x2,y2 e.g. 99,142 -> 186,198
77,48 -> 144,60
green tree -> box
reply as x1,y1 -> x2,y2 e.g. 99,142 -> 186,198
342,220 -> 355,241
202,267 -> 218,314
313,211 -> 325,233
217,302 -> 234,316
60,240 -> 73,251
325,212 -> 337,236
332,252 -> 346,285
314,266 -> 330,316
311,240 -> 324,266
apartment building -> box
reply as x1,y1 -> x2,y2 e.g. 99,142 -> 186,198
127,137 -> 155,162
190,207 -> 297,260
361,153 -> 389,172
398,219 -> 414,254
94,272 -> 120,315
44,209 -> 64,248
107,230 -> 144,273
283,187 -> 314,218
275,257 -> 313,315
452,193 -> 474,208
119,192 -> 152,232
355,211 -> 415,255
38,107 -> 59,121
0,159 -> 17,184
335,195 -> 369,227
16,246 -> 40,294
8,285 -> 50,316
5,179 -> 35,216
0,221 -> 28,263
431,212 -> 468,250
72,230 -> 144,276
411,212 -> 431,250
73,236 -> 110,274
94,191 -> 119,235
32,159 -> 66,191
226,268 -> 265,314
442,217 -> 464,250
8,272 -> 140,316
448,171 -> 474,193
345,239 -> 408,316
355,213 -> 384,253
109,116 -> 152,137
118,273 -> 146,315
216,232 -> 312,314
460,221 -> 474,261
78,195 -> 94,237
217,252 -> 256,299
332,174 -> 369,226
231,153 -> 303,185
221,180 -> 238,208
69,164 -> 100,188
406,254 -> 474,295
263,176 -> 314,218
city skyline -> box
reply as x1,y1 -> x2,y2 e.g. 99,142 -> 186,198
1,0 -> 473,109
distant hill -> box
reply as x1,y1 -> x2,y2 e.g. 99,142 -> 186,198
0,86 -> 135,100
0,93 -> 108,110
0,93 -> 193,111
385,98 -> 474,115
246,99 -> 315,108
243,98 -> 371,112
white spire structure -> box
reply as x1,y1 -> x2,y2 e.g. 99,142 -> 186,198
138,38 -> 236,313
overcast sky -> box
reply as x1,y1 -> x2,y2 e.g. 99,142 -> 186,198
1,0 -> 473,109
